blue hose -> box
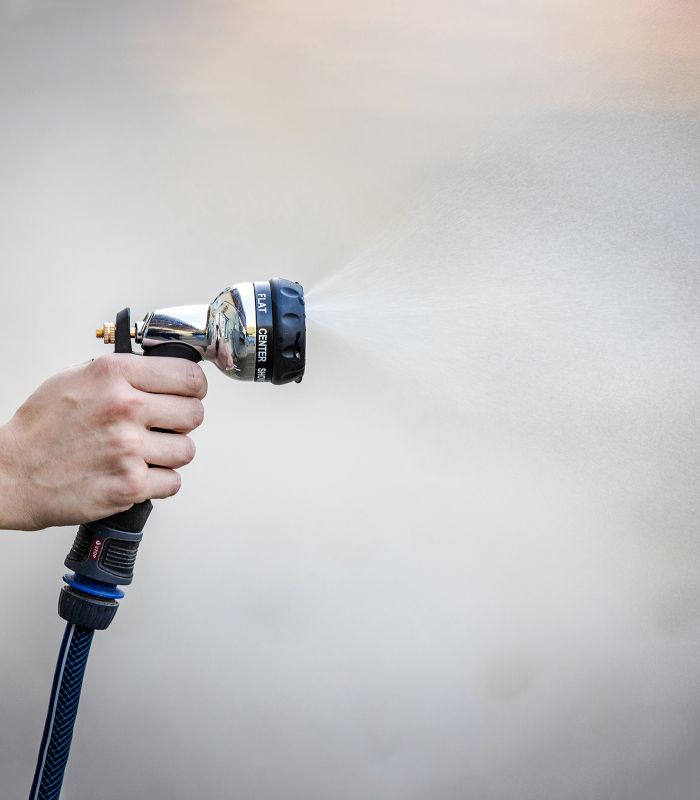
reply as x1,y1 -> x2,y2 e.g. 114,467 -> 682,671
29,623 -> 94,800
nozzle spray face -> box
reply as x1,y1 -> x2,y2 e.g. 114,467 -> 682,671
136,278 -> 306,384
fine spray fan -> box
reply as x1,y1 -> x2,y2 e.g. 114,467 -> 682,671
29,278 -> 305,800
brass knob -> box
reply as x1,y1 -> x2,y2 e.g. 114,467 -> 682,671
95,323 -> 137,344
96,322 -> 116,344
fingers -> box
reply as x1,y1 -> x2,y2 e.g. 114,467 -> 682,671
140,394 -> 205,434
142,430 -> 196,469
84,354 -> 206,509
115,354 -> 208,399
143,467 -> 182,501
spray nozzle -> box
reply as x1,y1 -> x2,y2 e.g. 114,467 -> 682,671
98,278 -> 306,385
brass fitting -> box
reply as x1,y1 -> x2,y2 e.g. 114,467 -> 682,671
96,322 -> 116,344
96,323 -> 136,344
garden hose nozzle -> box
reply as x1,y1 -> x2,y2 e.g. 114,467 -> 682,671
101,278 -> 306,384
63,277 -> 306,629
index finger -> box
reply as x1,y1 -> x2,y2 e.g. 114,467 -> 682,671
117,353 -> 208,399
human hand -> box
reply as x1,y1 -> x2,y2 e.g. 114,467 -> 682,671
0,354 -> 207,531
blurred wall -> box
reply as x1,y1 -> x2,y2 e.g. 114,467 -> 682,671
0,2 -> 698,798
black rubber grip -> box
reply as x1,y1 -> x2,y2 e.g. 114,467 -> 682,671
64,522 -> 144,585
270,278 -> 306,384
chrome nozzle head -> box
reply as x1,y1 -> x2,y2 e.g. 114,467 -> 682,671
137,279 -> 305,384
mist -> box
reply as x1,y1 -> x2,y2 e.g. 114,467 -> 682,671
0,2 -> 699,798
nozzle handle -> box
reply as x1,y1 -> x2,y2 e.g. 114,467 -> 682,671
60,309 -> 201,629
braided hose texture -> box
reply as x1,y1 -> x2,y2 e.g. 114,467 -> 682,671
29,624 -> 94,800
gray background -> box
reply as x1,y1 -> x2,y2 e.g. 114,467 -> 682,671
1,1 -> 699,798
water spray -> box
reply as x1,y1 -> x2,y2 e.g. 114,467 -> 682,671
29,278 -> 306,800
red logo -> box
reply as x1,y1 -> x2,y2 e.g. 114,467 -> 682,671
90,539 -> 102,560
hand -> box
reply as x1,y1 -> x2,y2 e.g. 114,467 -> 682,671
0,354 -> 207,531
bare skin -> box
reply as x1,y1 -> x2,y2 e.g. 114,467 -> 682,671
0,354 -> 207,531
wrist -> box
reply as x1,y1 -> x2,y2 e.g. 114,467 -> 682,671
0,421 -> 32,531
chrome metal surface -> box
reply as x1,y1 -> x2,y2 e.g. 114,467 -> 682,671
138,282 -> 259,380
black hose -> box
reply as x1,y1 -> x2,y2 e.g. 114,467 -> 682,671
29,623 -> 94,800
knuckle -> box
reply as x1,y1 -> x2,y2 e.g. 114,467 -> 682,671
111,427 -> 142,459
90,354 -> 119,379
186,363 -> 206,397
90,354 -> 129,386
104,389 -> 141,422
114,466 -> 147,505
